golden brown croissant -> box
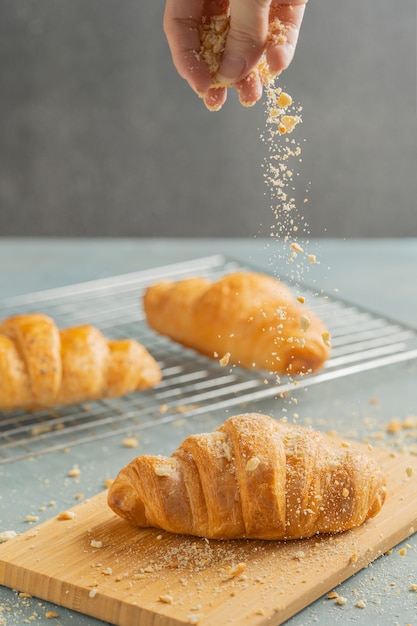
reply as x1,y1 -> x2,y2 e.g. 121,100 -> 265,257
0,313 -> 161,411
108,413 -> 386,540
143,271 -> 330,375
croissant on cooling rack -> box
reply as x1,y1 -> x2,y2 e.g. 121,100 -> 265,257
108,413 -> 386,540
143,271 -> 331,375
0,313 -> 161,412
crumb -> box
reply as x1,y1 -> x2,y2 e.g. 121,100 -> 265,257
406,466 -> 413,477
322,332 -> 332,347
159,594 -> 174,604
403,415 -> 417,428
279,115 -> 301,134
335,596 -> 347,605
222,562 -> 247,578
327,591 -> 339,599
0,530 -> 17,542
290,242 -> 304,253
45,611 -> 59,618
294,550 -> 306,560
245,457 -> 261,471
57,511 -> 76,521
277,92 -> 292,108
123,437 -> 139,448
355,599 -> 366,609
25,515 -> 39,523
90,540 -> 103,548
297,295 -> 305,304
219,352 -> 231,366
68,465 -> 81,478
386,418 -> 402,434
299,314 -> 311,331
154,464 -> 174,477
89,588 -> 98,598
104,478 -> 113,488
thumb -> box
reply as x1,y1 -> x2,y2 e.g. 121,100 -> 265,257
216,0 -> 272,85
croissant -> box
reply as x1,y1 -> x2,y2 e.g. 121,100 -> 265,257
0,313 -> 161,412
143,271 -> 330,375
108,413 -> 386,540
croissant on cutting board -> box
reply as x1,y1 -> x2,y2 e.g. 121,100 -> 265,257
143,271 -> 331,375
0,313 -> 161,412
108,413 -> 386,540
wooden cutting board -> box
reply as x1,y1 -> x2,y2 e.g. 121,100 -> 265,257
1,440 -> 416,626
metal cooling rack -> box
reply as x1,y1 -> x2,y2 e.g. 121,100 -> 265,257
1,254 -> 417,464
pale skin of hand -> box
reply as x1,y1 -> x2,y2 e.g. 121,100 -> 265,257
164,0 -> 307,110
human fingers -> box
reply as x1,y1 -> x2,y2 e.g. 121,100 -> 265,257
163,0 -> 229,95
266,1 -> 307,74
216,0 -> 272,86
204,86 -> 228,111
234,71 -> 263,107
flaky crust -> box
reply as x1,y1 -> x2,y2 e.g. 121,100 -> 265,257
108,413 -> 387,540
0,313 -> 161,411
143,271 -> 330,375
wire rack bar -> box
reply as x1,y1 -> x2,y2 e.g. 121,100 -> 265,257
1,255 -> 416,463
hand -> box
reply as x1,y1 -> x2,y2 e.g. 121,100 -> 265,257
164,0 -> 307,110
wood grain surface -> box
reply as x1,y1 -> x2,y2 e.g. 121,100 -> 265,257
0,440 -> 416,626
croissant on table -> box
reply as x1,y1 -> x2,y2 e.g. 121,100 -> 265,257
108,413 -> 386,540
143,271 -> 331,375
0,313 -> 161,412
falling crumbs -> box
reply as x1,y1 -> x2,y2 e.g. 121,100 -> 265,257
260,80 -> 318,286
258,79 -> 333,352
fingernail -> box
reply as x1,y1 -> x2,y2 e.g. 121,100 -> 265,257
216,55 -> 246,85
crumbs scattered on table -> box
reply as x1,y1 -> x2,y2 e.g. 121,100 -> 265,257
45,610 -> 59,619
354,599 -> 366,609
67,465 -> 81,478
123,437 -> 139,448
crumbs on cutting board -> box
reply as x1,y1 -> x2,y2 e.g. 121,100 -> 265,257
76,531 -> 360,620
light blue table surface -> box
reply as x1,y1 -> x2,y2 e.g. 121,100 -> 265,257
0,237 -> 416,626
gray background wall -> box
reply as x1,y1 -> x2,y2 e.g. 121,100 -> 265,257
0,0 -> 416,237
